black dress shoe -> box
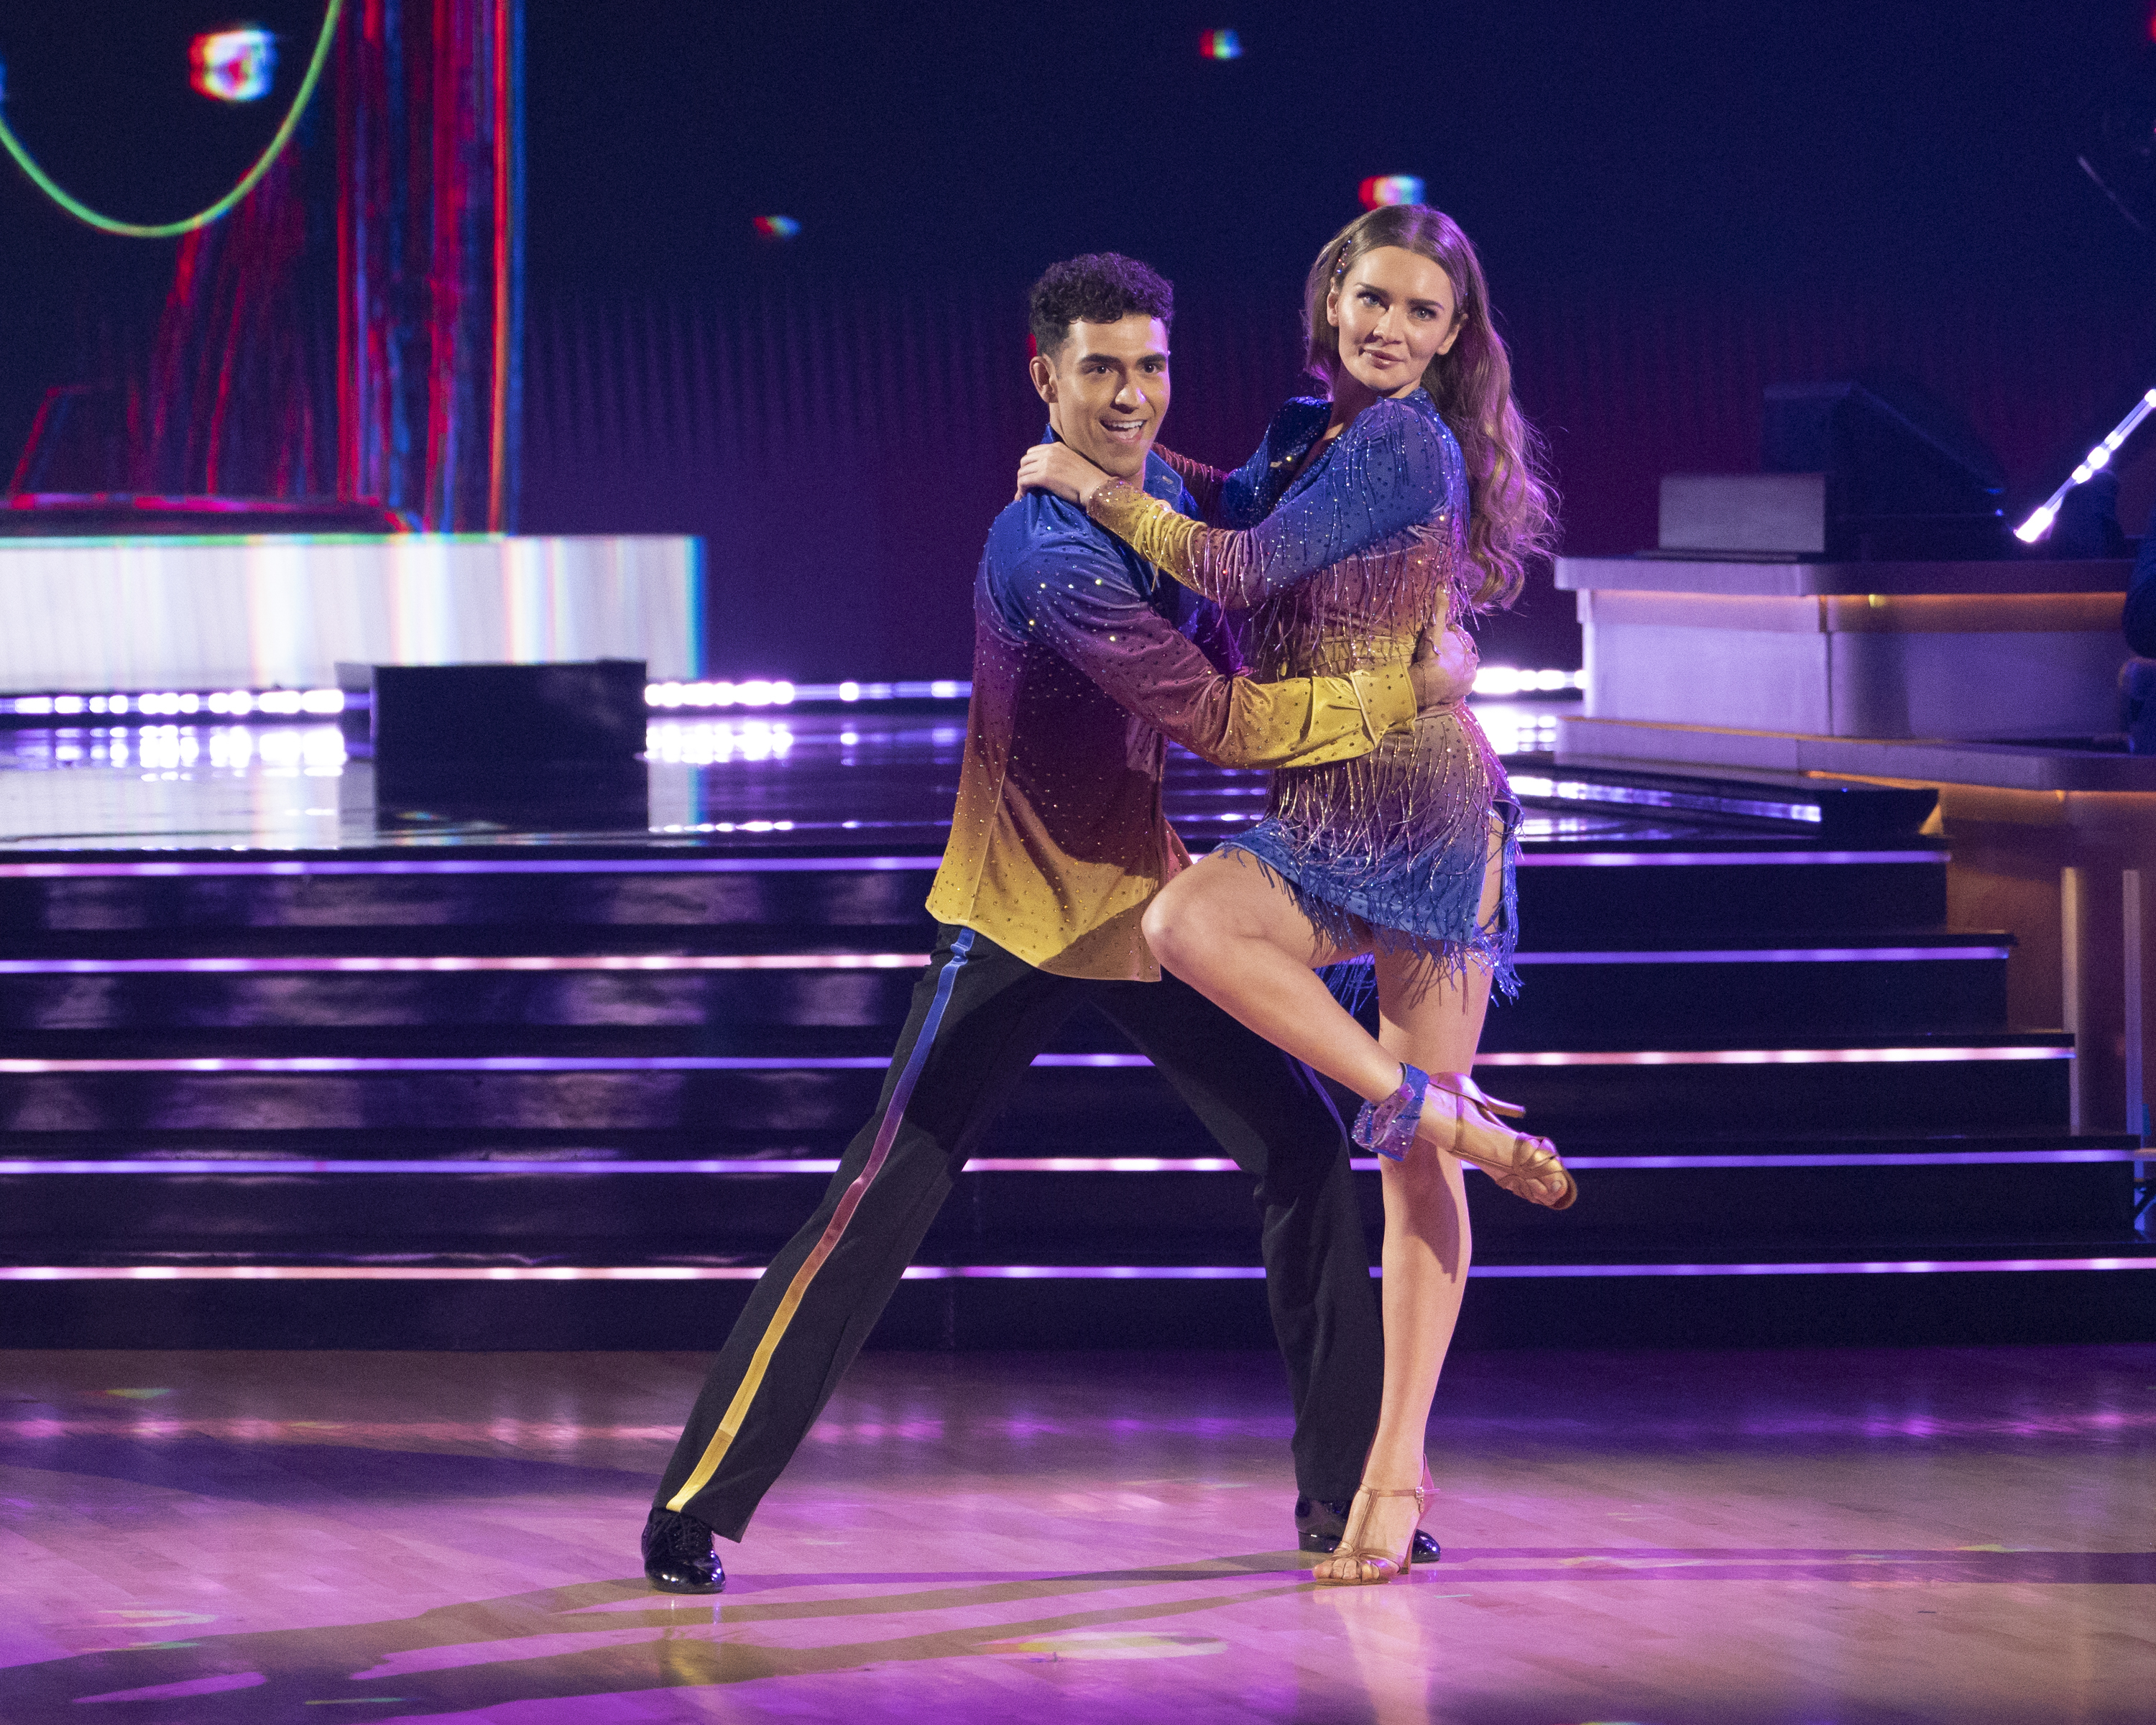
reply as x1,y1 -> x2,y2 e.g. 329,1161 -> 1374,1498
642,1506 -> 724,1593
1295,1496 -> 1440,1564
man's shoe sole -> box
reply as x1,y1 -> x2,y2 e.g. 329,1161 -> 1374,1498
645,1566 -> 723,1594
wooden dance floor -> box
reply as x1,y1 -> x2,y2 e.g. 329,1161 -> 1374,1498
2,1345 -> 2149,1723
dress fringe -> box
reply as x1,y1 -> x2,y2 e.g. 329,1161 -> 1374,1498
1221,796 -> 1522,1011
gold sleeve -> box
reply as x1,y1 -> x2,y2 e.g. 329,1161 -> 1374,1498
1194,664 -> 1414,770
1087,479 -> 1204,585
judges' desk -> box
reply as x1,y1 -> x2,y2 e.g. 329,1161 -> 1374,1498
1555,552 -> 2153,1141
0,535 -> 699,693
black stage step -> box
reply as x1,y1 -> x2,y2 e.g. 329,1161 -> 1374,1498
0,842 -> 1952,935
6,1141 -> 2136,1257
0,929 -> 2011,1040
0,1036 -> 2075,1134
7,1251 -> 2150,1352
0,717 -> 2143,1349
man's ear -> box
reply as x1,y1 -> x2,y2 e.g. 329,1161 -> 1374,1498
1029,351 -> 1057,404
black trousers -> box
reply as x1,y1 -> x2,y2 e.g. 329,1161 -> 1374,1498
653,923 -> 1384,1540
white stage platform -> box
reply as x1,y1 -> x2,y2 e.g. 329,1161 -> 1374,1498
0,535 -> 699,693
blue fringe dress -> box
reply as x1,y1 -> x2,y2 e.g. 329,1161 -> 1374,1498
1086,388 -> 1520,994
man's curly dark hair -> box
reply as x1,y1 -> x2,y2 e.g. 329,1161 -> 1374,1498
1028,252 -> 1174,359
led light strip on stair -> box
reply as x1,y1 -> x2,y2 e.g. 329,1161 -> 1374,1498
0,850 -> 1947,877
0,944 -> 2012,973
0,1046 -> 2068,1074
1,1258 -> 2149,1282
9,1148 -> 2135,1175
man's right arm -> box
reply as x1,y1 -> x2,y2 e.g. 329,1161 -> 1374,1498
1015,530 -> 1415,770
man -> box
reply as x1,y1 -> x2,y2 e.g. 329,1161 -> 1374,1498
642,252 -> 1462,1591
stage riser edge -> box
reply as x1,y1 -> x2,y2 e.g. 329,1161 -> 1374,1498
3,1273 -> 2149,1351
0,958 -> 2009,1041
2,1163 -> 2132,1251
0,1058 -> 2071,1134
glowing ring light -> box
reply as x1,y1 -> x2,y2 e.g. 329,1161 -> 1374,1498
0,0 -> 344,239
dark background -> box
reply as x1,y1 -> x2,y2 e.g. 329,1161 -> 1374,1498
4,1 -> 2156,676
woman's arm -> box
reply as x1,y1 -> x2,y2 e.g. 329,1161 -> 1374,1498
1087,401 -> 1461,610
1015,526 -> 1418,770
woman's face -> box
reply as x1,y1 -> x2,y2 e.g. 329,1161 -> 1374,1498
1327,246 -> 1461,398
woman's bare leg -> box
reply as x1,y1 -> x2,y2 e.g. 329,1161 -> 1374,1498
1312,842 -> 1504,1578
1141,850 -> 1400,1103
1143,833 -> 1509,1578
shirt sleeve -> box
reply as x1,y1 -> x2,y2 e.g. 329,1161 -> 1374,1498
1154,447 -> 1227,524
1014,530 -> 1414,768
1087,398 -> 1462,610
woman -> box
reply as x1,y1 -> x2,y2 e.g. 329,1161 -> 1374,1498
1016,203 -> 1571,1584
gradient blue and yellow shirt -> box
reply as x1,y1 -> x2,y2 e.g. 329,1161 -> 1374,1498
927,440 -> 1415,980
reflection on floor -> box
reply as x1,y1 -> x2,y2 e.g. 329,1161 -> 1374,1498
3,1346 -> 2150,1723
0,702 -> 1593,852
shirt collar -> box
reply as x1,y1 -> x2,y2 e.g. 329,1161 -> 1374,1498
1040,423 -> 1180,501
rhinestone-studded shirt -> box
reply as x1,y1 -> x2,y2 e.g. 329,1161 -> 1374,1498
1087,392 -> 1512,965
926,438 -> 1417,980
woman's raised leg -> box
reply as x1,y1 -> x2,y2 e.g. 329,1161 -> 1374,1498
1140,850 -> 1397,1103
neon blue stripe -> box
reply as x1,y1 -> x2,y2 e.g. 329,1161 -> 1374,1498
866,928 -> 975,1167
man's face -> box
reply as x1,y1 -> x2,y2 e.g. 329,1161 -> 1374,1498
1029,314 -> 1171,482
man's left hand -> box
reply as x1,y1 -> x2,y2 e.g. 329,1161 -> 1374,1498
1409,625 -> 1478,714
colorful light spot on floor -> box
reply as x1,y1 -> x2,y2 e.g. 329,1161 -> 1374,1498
1199,29 -> 1242,59
75,1671 -> 265,1703
985,1631 -> 1225,1660
753,216 -> 801,239
101,1388 -> 171,1399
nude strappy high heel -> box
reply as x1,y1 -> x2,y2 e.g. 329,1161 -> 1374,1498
1353,1063 -> 1577,1209
1312,1466 -> 1434,1586
1422,1070 -> 1577,1210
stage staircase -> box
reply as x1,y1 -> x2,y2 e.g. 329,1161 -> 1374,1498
0,758 -> 2148,1349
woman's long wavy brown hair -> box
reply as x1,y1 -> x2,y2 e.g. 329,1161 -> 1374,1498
1304,205 -> 1557,609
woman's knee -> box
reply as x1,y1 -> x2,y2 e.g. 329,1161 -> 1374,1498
1141,886 -> 1192,969
1143,875 -> 1220,971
